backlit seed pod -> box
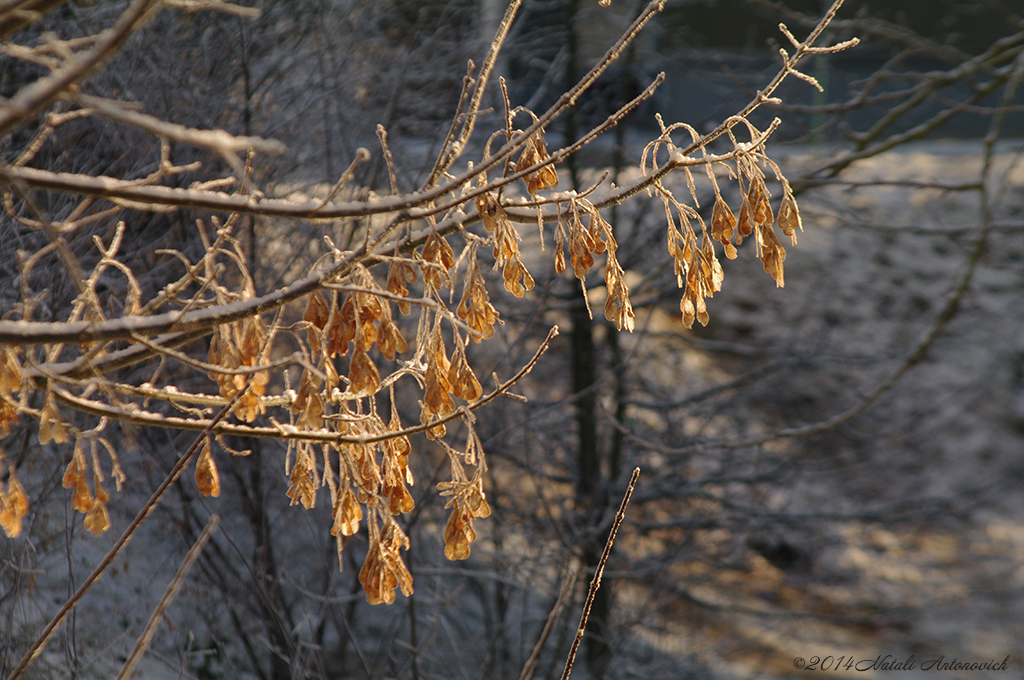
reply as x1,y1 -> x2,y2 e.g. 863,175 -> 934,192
443,503 -> 476,561
195,439 -> 221,497
331,487 -> 362,537
778,192 -> 801,243
358,520 -> 413,605
328,296 -> 357,357
0,347 -> 21,395
378,317 -> 408,360
384,479 -> 415,514
385,260 -> 417,314
0,399 -> 16,437
604,252 -> 635,332
303,291 -> 330,331
286,453 -> 317,509
736,198 -> 753,239
448,350 -> 482,402
475,193 -> 501,232
83,501 -> 111,537
756,193 -> 773,230
554,237 -> 566,274
349,346 -> 381,397
39,396 -> 68,445
422,230 -> 455,290
516,132 -> 559,195
457,267 -> 500,342
0,473 -> 29,538
760,225 -> 787,287
711,196 -> 737,245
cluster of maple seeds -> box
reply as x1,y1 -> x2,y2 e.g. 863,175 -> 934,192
726,171 -> 801,288
420,324 -> 483,440
668,211 -> 724,330
0,456 -> 28,538
555,199 -> 608,280
667,161 -> 803,328
516,132 -> 559,196
359,516 -> 413,605
208,314 -> 270,423
61,442 -> 112,537
553,198 -> 635,331
0,347 -> 21,437
457,251 -> 501,341
476,192 -> 535,297
440,479 -> 491,561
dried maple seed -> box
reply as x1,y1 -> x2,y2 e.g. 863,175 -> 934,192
458,257 -> 501,341
385,260 -> 417,314
83,501 -> 111,537
711,196 -> 737,245
349,346 -> 381,396
516,132 -> 559,194
476,193 -> 501,232
359,520 -> 413,605
332,487 -> 362,537
0,473 -> 29,538
195,439 -> 221,497
378,317 -> 408,360
0,348 -> 21,395
778,193 -> 801,243
304,291 -> 330,331
286,452 -> 317,509
422,230 -> 455,290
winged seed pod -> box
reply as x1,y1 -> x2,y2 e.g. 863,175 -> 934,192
83,499 -> 111,537
421,229 -> 455,291
441,483 -> 491,561
359,518 -> 413,605
457,255 -> 501,341
385,260 -> 417,314
195,437 -> 221,497
778,192 -> 802,244
0,471 -> 29,538
286,448 -> 317,509
711,195 -> 738,259
331,486 -> 362,537
515,131 -> 558,195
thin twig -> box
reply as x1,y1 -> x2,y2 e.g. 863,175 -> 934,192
116,514 -> 220,680
519,569 -> 579,680
559,467 -> 640,680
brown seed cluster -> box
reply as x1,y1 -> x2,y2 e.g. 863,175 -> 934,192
208,314 -> 270,423
421,229 -> 455,292
476,193 -> 534,297
421,325 -> 455,439
457,253 -> 501,342
557,199 -> 609,280
359,517 -> 413,605
195,437 -> 221,497
664,158 -> 803,328
735,174 -> 789,287
39,391 -> 68,446
286,445 -> 318,510
669,216 -> 724,329
516,132 -> 559,196
604,247 -> 635,332
0,348 -> 20,437
439,479 -> 491,561
385,260 -> 417,315
62,442 -> 111,537
0,460 -> 28,538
